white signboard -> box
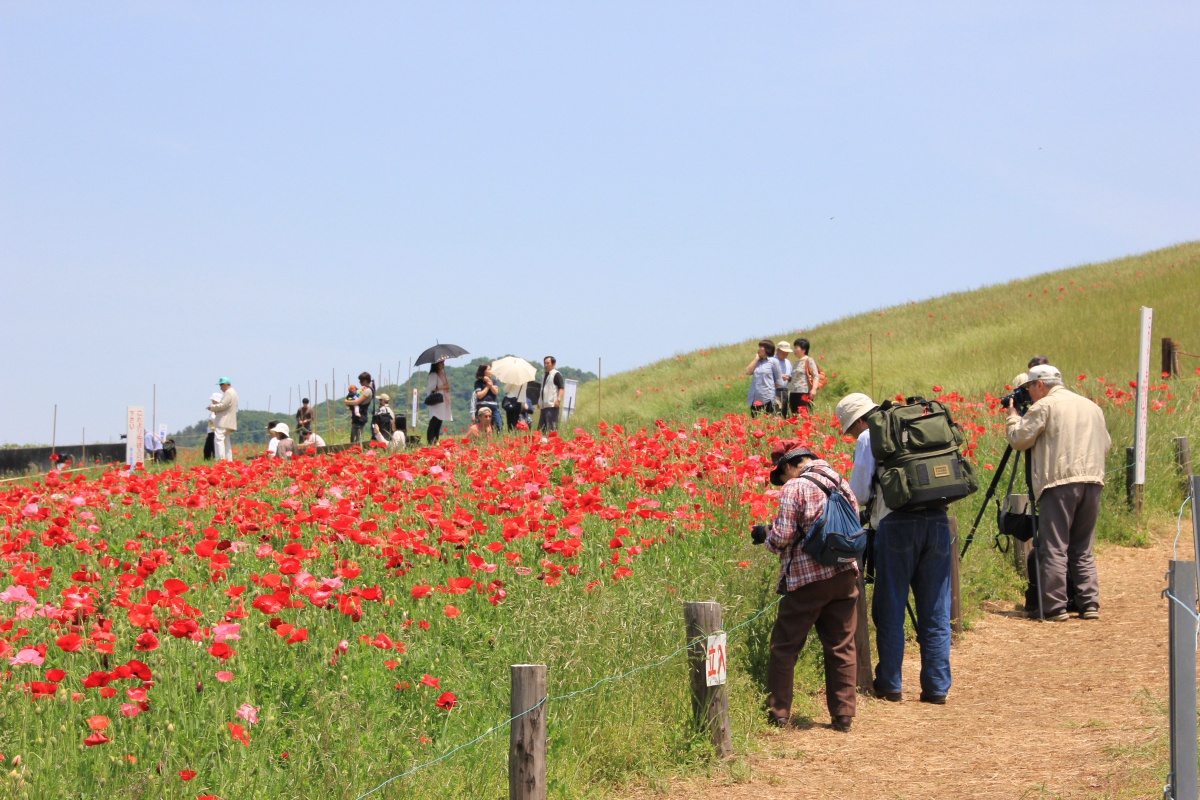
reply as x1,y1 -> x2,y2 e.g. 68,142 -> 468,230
411,388 -> 419,429
705,633 -> 727,687
1134,307 -> 1152,486
126,406 -> 145,468
561,379 -> 579,422
157,423 -> 168,442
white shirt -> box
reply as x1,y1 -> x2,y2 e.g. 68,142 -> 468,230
849,430 -> 890,528
267,438 -> 279,456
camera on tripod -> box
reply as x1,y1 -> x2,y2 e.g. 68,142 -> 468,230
1000,386 -> 1032,416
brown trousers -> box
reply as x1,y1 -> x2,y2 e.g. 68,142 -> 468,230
767,569 -> 859,721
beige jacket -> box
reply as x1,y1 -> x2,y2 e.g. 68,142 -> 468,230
210,388 -> 239,431
1005,385 -> 1111,498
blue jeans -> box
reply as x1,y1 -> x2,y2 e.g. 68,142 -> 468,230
872,509 -> 952,696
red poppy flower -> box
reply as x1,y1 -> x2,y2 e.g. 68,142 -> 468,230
84,732 -> 110,746
420,674 -> 440,689
443,605 -> 460,618
135,632 -> 160,651
228,722 -> 251,746
436,691 -> 457,710
179,770 -> 197,781
56,633 -> 84,652
87,715 -> 110,731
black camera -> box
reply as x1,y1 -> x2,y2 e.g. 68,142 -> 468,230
750,524 -> 768,545
1000,386 -> 1032,416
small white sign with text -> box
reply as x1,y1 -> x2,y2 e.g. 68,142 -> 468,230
126,406 -> 145,468
705,633 -> 727,687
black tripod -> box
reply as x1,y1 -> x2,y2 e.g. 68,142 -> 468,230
959,444 -> 1044,622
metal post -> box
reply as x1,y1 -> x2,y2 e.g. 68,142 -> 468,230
1191,477 -> 1200,562
1167,560 -> 1199,800
509,664 -> 547,800
869,334 -> 875,400
51,404 -> 57,458
683,601 -> 733,758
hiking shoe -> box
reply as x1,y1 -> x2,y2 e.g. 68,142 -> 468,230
872,682 -> 902,702
768,714 -> 789,728
1079,607 -> 1100,620
919,692 -> 947,705
831,715 -> 853,733
1043,611 -> 1070,622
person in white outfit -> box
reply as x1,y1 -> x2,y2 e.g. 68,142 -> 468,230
426,361 -> 452,444
207,377 -> 239,461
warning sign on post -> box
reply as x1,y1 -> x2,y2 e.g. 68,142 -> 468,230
705,633 -> 727,687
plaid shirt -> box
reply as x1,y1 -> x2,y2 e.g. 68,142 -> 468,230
766,460 -> 859,593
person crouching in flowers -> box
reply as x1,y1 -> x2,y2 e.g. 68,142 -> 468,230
753,440 -> 859,732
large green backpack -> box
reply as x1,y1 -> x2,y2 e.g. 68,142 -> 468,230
866,396 -> 978,511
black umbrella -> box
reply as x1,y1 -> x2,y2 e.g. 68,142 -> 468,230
414,343 -> 469,366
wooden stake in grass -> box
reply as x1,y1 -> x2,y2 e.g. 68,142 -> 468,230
683,601 -> 732,758
950,518 -> 962,637
1176,437 -> 1192,497
854,570 -> 872,691
509,664 -> 547,800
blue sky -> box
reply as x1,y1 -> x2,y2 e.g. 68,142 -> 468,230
2,3 -> 1197,444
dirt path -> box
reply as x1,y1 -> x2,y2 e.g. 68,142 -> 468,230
635,524 -> 1190,800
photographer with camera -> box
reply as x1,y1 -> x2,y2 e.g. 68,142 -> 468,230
751,440 -> 859,732
838,392 -> 956,705
1003,364 -> 1111,621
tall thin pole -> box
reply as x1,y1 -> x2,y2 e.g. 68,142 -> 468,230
598,357 -> 602,419
267,395 -> 272,413
51,404 -> 58,457
869,334 -> 875,400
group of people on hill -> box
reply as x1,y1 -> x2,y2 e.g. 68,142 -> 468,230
746,338 -> 822,416
198,357 -> 571,460
760,353 -> 1111,735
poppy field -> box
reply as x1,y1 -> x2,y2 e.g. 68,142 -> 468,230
1,369 -> 1194,798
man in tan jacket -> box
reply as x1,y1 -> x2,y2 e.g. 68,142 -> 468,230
207,377 -> 239,462
1004,364 -> 1111,621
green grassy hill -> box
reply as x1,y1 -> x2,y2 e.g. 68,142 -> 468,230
573,242 -> 1200,429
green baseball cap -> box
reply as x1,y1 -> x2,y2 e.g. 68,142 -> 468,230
217,377 -> 232,386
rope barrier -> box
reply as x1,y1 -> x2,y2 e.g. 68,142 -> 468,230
0,462 -> 116,484
351,595 -> 784,799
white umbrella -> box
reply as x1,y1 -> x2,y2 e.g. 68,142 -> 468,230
491,356 -> 538,387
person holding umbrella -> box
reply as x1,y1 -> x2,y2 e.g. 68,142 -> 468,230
414,343 -> 469,446
490,356 -> 538,432
425,360 -> 452,444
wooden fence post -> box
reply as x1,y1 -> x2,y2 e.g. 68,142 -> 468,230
949,518 -> 963,637
509,664 -> 547,800
683,602 -> 733,758
854,571 -> 872,692
1176,437 -> 1193,497
1163,338 -> 1179,378
1013,537 -> 1032,580
1125,446 -> 1142,513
